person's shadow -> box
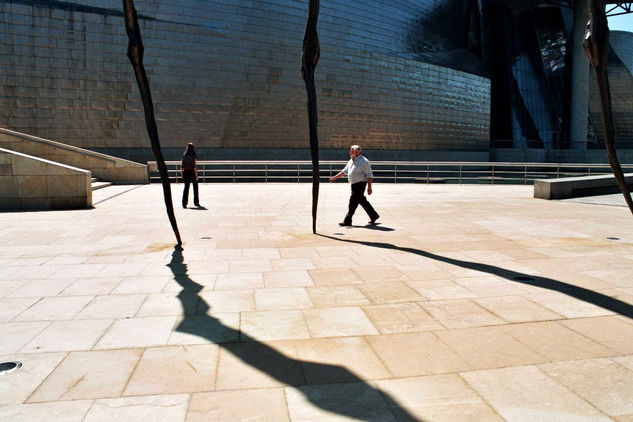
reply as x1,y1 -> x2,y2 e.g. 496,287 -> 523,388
317,234 -> 633,319
337,223 -> 395,232
168,246 -> 423,421
182,204 -> 208,210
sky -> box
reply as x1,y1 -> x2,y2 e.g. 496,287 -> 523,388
608,12 -> 633,32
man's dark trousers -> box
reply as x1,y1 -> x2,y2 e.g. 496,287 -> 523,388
344,182 -> 379,224
182,169 -> 199,206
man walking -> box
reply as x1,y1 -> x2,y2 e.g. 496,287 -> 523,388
329,145 -> 380,226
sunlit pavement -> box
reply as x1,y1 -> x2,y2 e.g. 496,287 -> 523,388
1,182 -> 632,421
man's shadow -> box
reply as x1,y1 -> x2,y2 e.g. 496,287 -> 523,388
318,234 -> 633,319
338,224 -> 395,232
168,246 -> 422,421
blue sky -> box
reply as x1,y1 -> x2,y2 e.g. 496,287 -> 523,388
608,13 -> 633,32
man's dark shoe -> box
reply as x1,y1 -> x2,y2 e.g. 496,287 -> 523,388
368,215 -> 380,224
339,221 -> 352,226
194,203 -> 200,207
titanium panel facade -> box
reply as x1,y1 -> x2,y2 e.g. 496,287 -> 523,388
0,0 -> 491,161
588,30 -> 633,148
483,3 -> 574,149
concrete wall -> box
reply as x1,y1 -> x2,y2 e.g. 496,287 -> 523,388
0,147 -> 91,210
0,0 -> 490,162
0,128 -> 148,183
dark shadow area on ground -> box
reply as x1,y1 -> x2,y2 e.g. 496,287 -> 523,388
338,224 -> 395,232
1,185 -> 144,211
168,246 -> 422,422
189,205 -> 208,210
319,234 -> 633,319
364,224 -> 395,231
92,185 -> 145,205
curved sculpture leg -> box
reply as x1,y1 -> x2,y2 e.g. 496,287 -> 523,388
302,0 -> 320,234
584,0 -> 633,216
122,0 -> 182,244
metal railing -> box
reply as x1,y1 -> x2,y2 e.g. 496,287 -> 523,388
147,160 -> 633,185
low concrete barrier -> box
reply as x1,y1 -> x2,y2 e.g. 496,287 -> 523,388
534,173 -> 633,199
0,148 -> 91,210
0,128 -> 147,184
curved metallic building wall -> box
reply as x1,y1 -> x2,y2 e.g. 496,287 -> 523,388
483,3 -> 574,149
588,30 -> 633,148
0,0 -> 490,161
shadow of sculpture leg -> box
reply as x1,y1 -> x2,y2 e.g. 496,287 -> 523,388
168,246 -> 423,421
317,235 -> 633,319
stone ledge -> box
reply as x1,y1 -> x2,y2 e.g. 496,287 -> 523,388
0,128 -> 148,184
534,173 -> 633,199
0,148 -> 92,210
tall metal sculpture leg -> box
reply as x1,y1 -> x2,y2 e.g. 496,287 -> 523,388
584,0 -> 633,216
302,0 -> 320,234
122,0 -> 182,244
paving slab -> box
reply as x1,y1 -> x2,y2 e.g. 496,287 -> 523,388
461,365 -> 612,421
375,374 -> 504,421
123,345 -> 219,396
435,325 -> 548,370
20,319 -> 114,353
0,352 -> 66,406
560,316 -> 633,354
539,358 -> 633,418
187,389 -> 288,422
27,349 -> 143,402
0,400 -> 93,422
240,309 -> 311,341
1,183 -> 632,421
84,395 -> 188,422
285,381 -> 397,421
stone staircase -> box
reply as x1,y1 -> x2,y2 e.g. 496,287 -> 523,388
91,177 -> 112,191
0,128 -> 148,210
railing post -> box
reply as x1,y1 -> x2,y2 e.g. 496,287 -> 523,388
556,165 -> 560,179
297,163 -> 300,183
232,163 -> 236,183
394,164 -> 397,183
427,164 -> 430,184
524,165 -> 527,184
265,163 -> 268,183
491,165 -> 495,184
459,165 -> 462,184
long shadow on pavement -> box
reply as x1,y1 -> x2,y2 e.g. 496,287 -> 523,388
168,246 -> 422,422
318,234 -> 633,319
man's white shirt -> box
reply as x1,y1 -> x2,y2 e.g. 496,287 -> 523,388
342,155 -> 373,184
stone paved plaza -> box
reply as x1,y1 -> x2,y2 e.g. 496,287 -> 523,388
1,182 -> 632,421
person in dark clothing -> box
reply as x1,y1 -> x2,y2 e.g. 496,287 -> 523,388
329,145 -> 379,226
181,142 -> 200,208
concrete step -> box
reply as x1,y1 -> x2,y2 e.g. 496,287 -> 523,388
91,181 -> 112,191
